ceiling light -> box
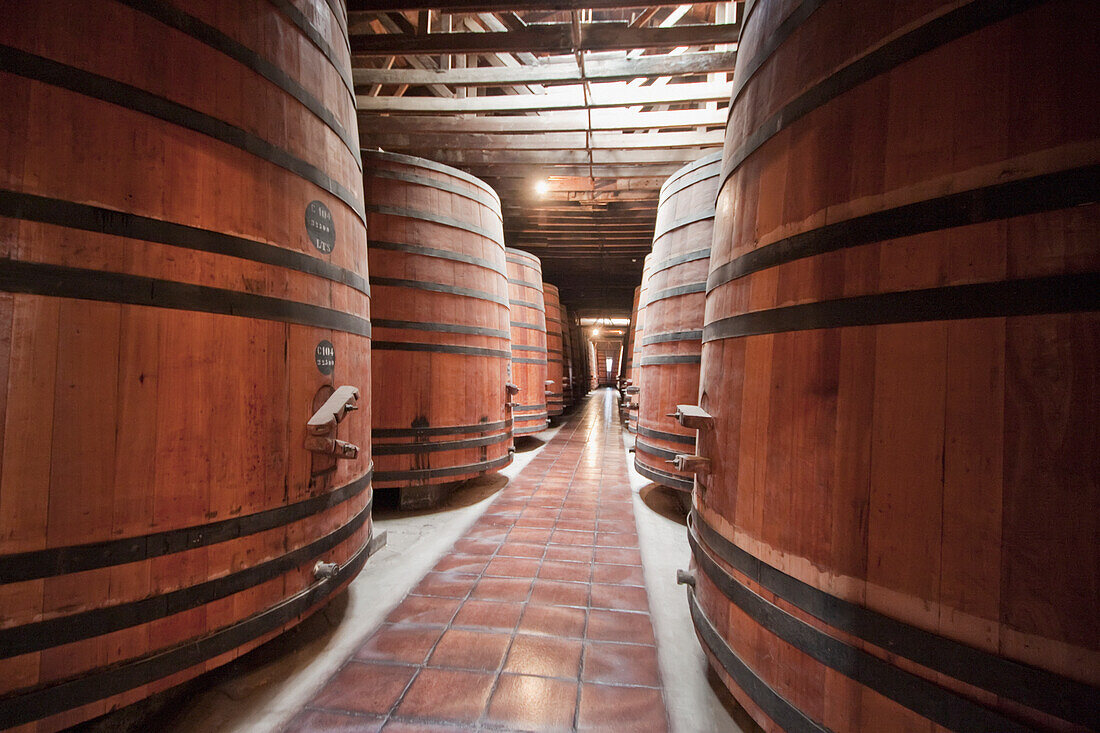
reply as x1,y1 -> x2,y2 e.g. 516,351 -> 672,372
592,327 -> 601,337
535,179 -> 550,195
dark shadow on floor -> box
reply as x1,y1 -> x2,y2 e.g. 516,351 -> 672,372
372,471 -> 509,519
513,435 -> 546,452
639,482 -> 689,525
707,665 -> 766,733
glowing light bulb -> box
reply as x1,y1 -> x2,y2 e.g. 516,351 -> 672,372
535,179 -> 550,195
592,327 -> 601,337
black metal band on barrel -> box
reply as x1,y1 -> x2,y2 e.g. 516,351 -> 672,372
634,457 -> 693,491
0,469 -> 372,584
507,277 -> 542,289
636,424 -> 696,446
363,150 -> 500,204
365,204 -> 503,245
372,319 -> 509,339
638,354 -> 702,366
634,437 -> 682,462
372,420 -> 511,438
512,344 -> 548,353
688,589 -> 831,733
509,298 -> 546,312
371,341 -> 510,359
0,44 -> 366,225
513,357 -> 549,365
505,250 -> 541,265
119,0 -> 361,168
511,320 -> 546,331
689,511 -> 1100,730
0,189 -> 370,296
372,433 -> 510,455
728,0 -> 827,108
265,0 -> 356,100
369,239 -> 506,277
0,259 -> 372,338
371,276 -> 509,306
374,454 -> 512,482
719,0 -> 1042,191
363,166 -> 502,215
318,0 -> 350,45
512,404 -> 546,412
653,209 -> 716,241
660,152 -> 723,199
645,281 -> 706,306
690,527 -> 1046,733
708,165 -> 1100,292
514,420 -> 548,436
641,330 -> 703,346
702,272 -> 1100,343
0,531 -> 384,729
0,495 -> 372,659
651,248 -> 711,276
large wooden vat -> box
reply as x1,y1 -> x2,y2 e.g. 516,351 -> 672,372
625,257 -> 653,429
0,1 -> 376,729
620,286 -> 642,388
561,304 -> 576,409
543,283 -> 566,417
635,154 -> 720,492
506,248 -> 549,437
365,151 -> 512,508
690,2 -> 1100,732
569,320 -> 591,402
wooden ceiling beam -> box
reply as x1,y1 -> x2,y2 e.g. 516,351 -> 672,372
352,50 -> 736,87
356,80 -> 730,113
377,146 -> 710,165
362,128 -> 723,151
349,22 -> 740,56
349,1 -> 698,11
356,106 -> 726,132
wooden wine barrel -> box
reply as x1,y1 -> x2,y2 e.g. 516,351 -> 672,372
569,320 -> 591,401
365,151 -> 512,509
635,153 -> 720,493
506,248 -> 549,437
620,286 -> 642,388
543,283 -> 566,417
561,304 -> 576,409
691,2 -> 1100,732
0,2 -> 377,729
626,257 -> 653,430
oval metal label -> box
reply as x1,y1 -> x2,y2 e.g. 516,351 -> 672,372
305,200 -> 336,254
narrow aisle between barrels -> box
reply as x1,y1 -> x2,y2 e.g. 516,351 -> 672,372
285,388 -> 670,732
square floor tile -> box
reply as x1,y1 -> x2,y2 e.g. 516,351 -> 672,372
577,683 -> 668,732
485,556 -> 541,579
596,532 -> 639,548
353,625 -> 443,666
384,596 -> 461,627
451,600 -> 524,632
518,604 -> 587,639
381,722 -> 470,733
311,662 -> 415,716
503,634 -> 582,679
545,545 -> 592,563
508,528 -> 553,544
485,673 -> 578,731
497,541 -> 545,559
284,708 -> 384,732
395,668 -> 495,725
589,583 -> 650,612
529,580 -> 589,608
427,629 -> 511,671
592,563 -> 645,587
582,641 -> 661,687
411,572 -> 475,600
432,554 -> 489,575
470,576 -> 533,602
538,559 -> 590,583
585,609 -> 656,645
453,538 -> 500,555
594,547 -> 642,566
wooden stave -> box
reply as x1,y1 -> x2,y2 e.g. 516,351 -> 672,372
560,304 -> 575,409
0,1 -> 374,729
364,151 -> 512,488
543,282 -> 566,416
635,155 -> 719,491
694,1 -> 1100,731
506,249 -> 549,436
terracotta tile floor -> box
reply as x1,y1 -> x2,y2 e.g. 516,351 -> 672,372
285,390 -> 670,732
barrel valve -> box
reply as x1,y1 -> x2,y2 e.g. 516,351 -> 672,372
314,560 -> 339,581
505,382 -> 521,397
667,404 -> 713,430
625,385 -> 640,395
667,454 -> 710,474
306,385 -> 360,459
676,570 -> 696,587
